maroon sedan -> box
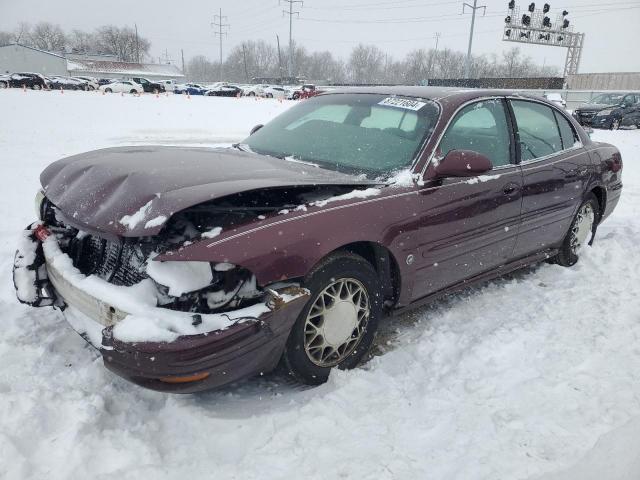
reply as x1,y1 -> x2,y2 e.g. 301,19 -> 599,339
13,87 -> 623,392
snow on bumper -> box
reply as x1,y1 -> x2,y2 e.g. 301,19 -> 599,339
14,224 -> 310,392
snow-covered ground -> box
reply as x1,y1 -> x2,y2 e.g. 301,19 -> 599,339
0,89 -> 639,480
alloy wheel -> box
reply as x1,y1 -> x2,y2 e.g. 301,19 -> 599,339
570,203 -> 595,254
303,278 -> 370,367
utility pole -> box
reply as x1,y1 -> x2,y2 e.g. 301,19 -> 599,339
462,0 -> 486,79
242,43 -> 249,82
134,24 -> 140,63
276,34 -> 284,81
212,8 -> 230,81
426,32 -> 441,82
181,49 -> 186,75
281,0 -> 303,80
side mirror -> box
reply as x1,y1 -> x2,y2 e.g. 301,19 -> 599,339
432,149 -> 493,179
250,124 -> 264,136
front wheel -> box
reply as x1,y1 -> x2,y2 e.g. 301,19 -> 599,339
0,81 -> 7,89
555,194 -> 599,267
611,118 -> 620,130
32,84 -> 41,90
104,88 -> 112,93
282,252 -> 382,385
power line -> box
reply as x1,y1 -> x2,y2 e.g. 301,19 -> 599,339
212,8 -> 230,81
281,0 -> 303,77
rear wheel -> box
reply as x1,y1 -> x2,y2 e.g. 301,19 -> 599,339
32,84 -> 41,90
282,252 -> 382,385
130,89 -> 137,94
105,88 -> 112,93
0,81 -> 7,89
611,118 -> 620,130
555,194 -> 599,267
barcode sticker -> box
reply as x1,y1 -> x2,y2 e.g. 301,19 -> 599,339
378,97 -> 427,111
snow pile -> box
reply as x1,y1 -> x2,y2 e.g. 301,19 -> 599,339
0,90 -> 640,480
119,199 -> 153,230
145,259 -> 213,297
12,227 -> 39,304
42,236 -> 265,343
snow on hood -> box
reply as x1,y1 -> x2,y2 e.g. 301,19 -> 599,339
40,146 -> 378,237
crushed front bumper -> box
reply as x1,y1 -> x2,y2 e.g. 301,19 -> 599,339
13,223 -> 310,393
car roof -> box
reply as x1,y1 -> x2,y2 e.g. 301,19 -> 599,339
324,86 -> 538,102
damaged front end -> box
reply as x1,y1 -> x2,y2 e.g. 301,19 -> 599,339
13,197 -> 310,392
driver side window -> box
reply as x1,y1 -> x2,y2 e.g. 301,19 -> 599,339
438,99 -> 512,167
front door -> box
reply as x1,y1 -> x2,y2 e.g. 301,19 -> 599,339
410,98 -> 523,300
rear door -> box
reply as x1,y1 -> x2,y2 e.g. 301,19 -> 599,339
508,99 -> 589,258
410,98 -> 524,299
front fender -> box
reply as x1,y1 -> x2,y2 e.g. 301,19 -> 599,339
155,193 -> 414,289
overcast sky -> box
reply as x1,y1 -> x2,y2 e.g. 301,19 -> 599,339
1,0 -> 639,73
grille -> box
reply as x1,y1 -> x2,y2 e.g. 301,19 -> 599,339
70,235 -> 148,287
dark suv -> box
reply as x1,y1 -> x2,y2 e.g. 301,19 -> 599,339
8,72 -> 48,90
573,92 -> 640,129
131,77 -> 166,93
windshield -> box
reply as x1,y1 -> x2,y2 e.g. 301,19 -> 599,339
242,93 -> 439,177
591,93 -> 624,105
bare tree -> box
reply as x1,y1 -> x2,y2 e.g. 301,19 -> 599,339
0,31 -> 13,46
68,29 -> 97,53
348,44 -> 384,84
27,22 -> 67,52
94,26 -> 150,62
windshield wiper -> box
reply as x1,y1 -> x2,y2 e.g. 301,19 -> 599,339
232,143 -> 253,153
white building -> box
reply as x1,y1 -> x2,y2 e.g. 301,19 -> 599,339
0,43 -> 185,81
0,43 -> 67,75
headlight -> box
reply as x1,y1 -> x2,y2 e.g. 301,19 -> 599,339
35,190 -> 45,219
597,109 -> 612,116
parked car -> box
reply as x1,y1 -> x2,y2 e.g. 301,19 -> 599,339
543,92 -> 566,109
588,93 -> 640,130
98,80 -> 143,94
158,79 -> 178,90
73,76 -> 99,90
131,77 -> 166,93
572,92 -> 640,128
205,84 -> 243,97
7,72 -> 48,90
14,88 -> 622,393
0,74 -> 9,88
174,83 -> 207,95
261,85 -> 290,99
97,78 -> 116,86
47,76 -> 90,91
292,84 -> 322,100
240,84 -> 262,96
620,107 -> 640,129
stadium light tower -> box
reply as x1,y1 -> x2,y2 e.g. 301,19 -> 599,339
502,2 -> 585,76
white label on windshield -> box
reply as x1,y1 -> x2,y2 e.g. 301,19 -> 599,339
378,97 -> 427,111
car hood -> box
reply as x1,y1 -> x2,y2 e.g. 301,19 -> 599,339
41,146 -> 378,237
576,103 -> 616,112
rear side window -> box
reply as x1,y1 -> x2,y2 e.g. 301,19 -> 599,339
554,111 -> 578,150
510,100 -> 562,161
438,99 -> 512,167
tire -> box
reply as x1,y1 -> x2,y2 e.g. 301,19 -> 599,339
105,88 -> 112,93
32,84 -> 41,90
130,89 -> 137,94
0,81 -> 7,89
611,118 -> 620,130
555,193 -> 599,267
248,91 -> 255,97
266,93 -> 273,98
282,252 -> 382,385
